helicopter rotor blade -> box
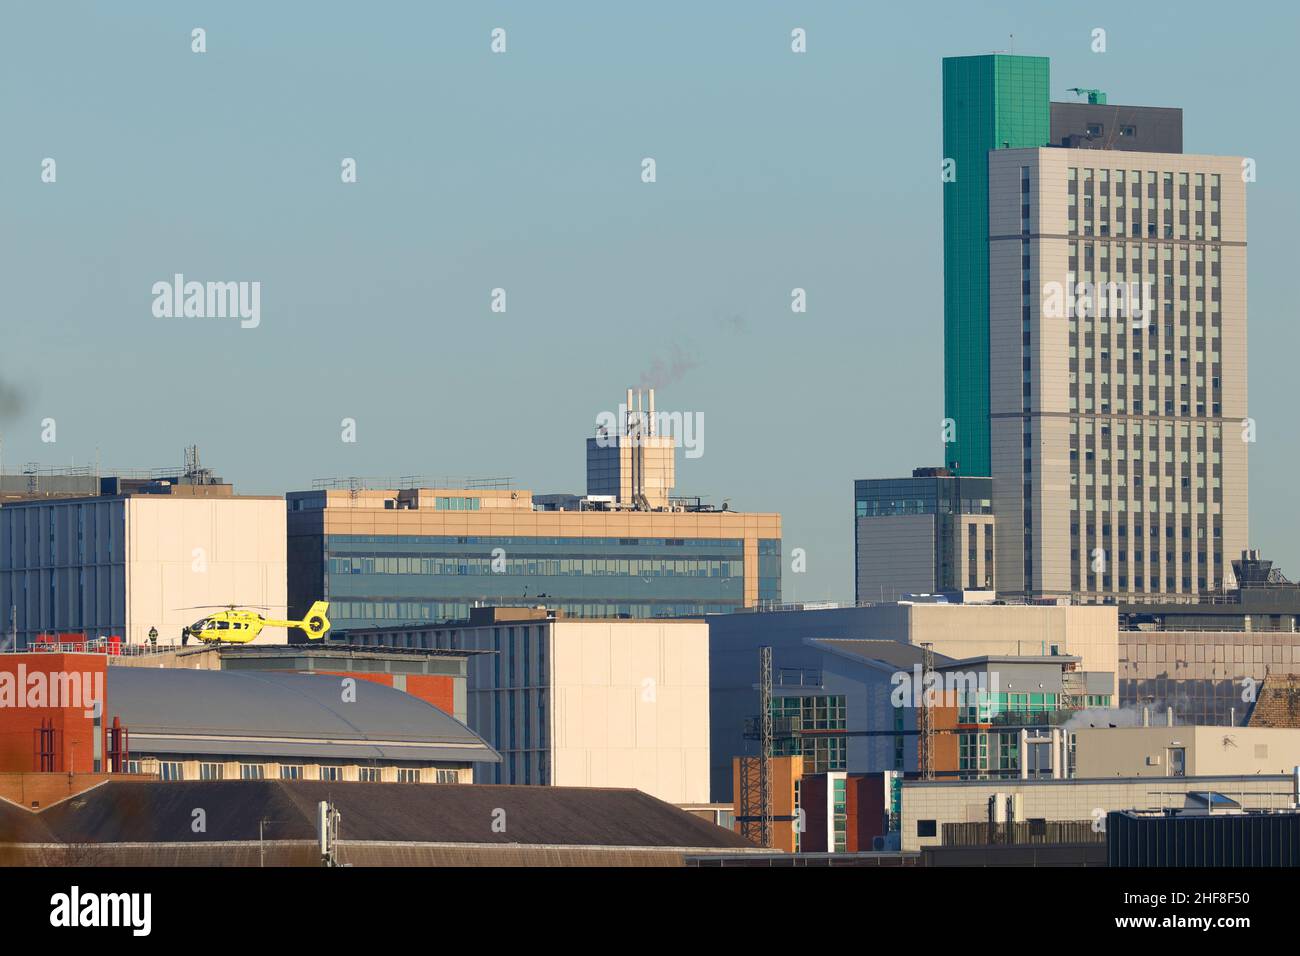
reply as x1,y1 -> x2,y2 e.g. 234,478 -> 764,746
172,604 -> 285,611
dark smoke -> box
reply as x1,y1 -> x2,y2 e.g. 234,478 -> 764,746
0,378 -> 23,422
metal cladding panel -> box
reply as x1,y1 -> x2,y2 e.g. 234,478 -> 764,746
855,514 -> 937,602
1108,811 -> 1300,866
1049,103 -> 1183,154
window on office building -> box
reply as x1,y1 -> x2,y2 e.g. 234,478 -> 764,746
832,778 -> 848,853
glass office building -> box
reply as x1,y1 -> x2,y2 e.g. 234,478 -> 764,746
854,473 -> 994,520
288,486 -> 781,634
854,469 -> 994,601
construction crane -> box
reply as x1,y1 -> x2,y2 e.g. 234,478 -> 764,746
1066,87 -> 1107,105
737,646 -> 774,848
920,643 -> 936,780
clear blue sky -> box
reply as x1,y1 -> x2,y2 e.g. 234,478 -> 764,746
2,1 -> 1297,601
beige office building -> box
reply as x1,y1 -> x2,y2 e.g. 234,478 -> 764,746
990,147 -> 1247,604
1074,725 -> 1300,779
907,602 -> 1119,679
0,485 -> 286,648
289,485 -> 781,629
902,774 -> 1292,852
348,608 -> 712,804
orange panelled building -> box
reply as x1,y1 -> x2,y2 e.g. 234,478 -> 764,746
0,653 -> 110,773
731,755 -> 804,852
315,670 -> 456,716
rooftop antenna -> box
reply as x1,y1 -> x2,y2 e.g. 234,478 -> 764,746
627,388 -> 651,511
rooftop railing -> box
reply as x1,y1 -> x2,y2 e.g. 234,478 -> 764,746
1,638 -> 184,656
310,476 -> 515,491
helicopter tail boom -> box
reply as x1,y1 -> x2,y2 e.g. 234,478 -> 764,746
261,601 -> 331,640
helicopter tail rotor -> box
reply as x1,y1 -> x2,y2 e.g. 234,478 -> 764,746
301,601 -> 331,640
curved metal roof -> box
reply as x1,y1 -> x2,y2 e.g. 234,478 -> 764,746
106,668 -> 498,764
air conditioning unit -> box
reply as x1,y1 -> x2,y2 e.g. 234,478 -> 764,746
871,833 -> 900,852
988,793 -> 1009,824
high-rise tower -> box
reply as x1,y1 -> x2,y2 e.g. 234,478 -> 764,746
942,54 -> 1052,478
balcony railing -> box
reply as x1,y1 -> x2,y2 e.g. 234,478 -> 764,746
961,708 -> 1078,728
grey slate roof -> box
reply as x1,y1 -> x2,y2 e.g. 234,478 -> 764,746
106,667 -> 498,764
0,797 -> 56,847
36,780 -> 756,849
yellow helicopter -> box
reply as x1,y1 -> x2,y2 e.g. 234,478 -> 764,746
180,601 -> 331,645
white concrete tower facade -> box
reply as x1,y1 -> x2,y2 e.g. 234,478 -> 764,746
990,147 -> 1247,603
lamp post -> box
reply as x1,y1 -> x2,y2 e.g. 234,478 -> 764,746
258,818 -> 289,867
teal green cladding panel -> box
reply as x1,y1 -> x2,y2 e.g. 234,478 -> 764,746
942,54 -> 1049,476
